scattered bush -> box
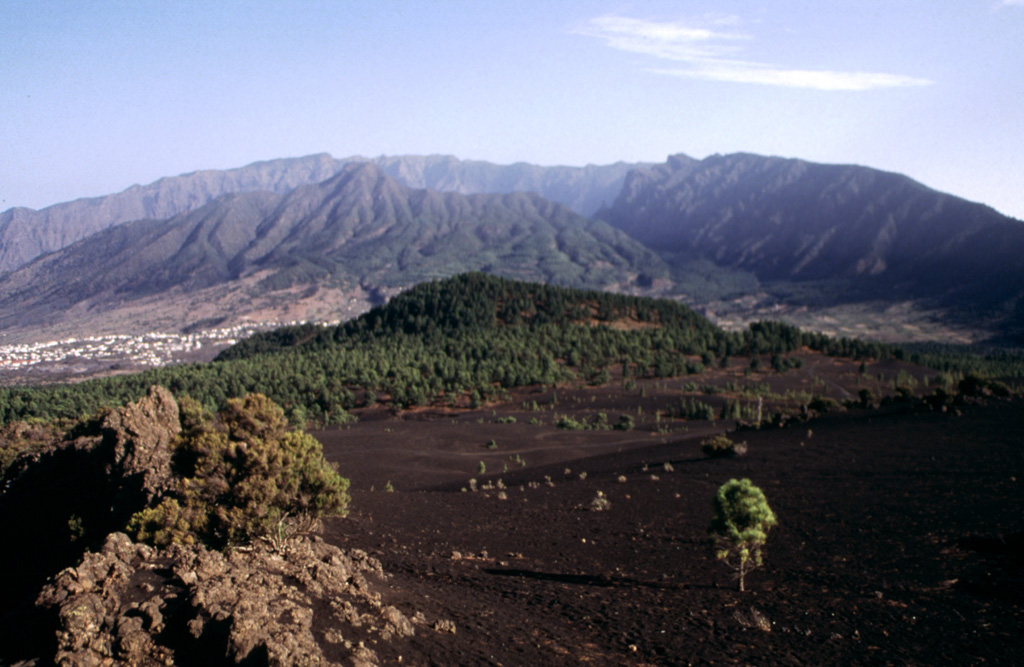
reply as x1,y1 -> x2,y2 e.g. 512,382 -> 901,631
613,414 -> 636,431
733,607 -> 772,632
0,420 -> 60,475
857,388 -> 877,408
807,395 -> 838,413
556,415 -> 587,430
556,413 -> 615,431
701,434 -> 746,458
959,375 -> 1013,398
589,491 -> 611,511
709,478 -> 777,592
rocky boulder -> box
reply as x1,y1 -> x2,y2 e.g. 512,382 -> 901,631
38,532 -> 423,666
0,387 -> 180,660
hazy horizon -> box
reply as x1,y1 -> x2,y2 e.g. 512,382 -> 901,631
3,1 -> 1022,220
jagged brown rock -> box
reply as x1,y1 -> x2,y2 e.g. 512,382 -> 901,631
38,531 -> 418,666
103,385 -> 180,512
1,386 -> 183,652
4,387 -> 436,665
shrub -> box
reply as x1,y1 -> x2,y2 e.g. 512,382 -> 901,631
708,478 -> 777,591
589,491 -> 611,511
808,395 -> 838,413
128,393 -> 350,549
0,420 -> 60,475
701,434 -> 745,458
556,415 -> 587,430
613,414 -> 636,431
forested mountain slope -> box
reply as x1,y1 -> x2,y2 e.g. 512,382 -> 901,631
0,165 -> 665,337
0,154 -> 642,275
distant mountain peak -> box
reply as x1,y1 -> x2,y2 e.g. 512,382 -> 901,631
0,154 -> 646,276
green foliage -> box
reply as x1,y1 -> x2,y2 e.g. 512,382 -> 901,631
0,420 -> 61,475
709,478 -> 777,591
677,398 -> 716,421
807,395 -> 838,413
958,375 -> 1014,398
613,414 -> 636,431
130,497 -> 198,547
857,388 -> 877,408
127,393 -> 350,549
67,514 -> 86,542
701,434 -> 741,458
556,413 -> 613,431
720,399 -> 743,420
0,274 -> 942,428
904,343 -> 1024,380
556,415 -> 587,430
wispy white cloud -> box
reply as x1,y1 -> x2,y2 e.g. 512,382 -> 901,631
653,65 -> 931,91
575,15 -> 932,91
575,15 -> 750,62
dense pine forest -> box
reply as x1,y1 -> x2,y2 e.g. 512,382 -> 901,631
2,273 -> 1019,427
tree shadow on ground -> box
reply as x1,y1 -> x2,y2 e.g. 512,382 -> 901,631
483,567 -> 716,591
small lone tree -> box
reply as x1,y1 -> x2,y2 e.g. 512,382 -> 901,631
709,478 -> 777,591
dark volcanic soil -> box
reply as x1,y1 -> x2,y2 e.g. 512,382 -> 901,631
314,388 -> 1024,665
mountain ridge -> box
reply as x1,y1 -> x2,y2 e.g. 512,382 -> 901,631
0,164 -> 666,340
0,154 -> 645,275
599,152 -> 1024,335
2,151 -> 1023,346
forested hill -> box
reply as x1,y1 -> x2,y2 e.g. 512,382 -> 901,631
216,273 -> 719,361
1,274 -> 892,427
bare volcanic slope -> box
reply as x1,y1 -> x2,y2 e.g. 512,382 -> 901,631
0,154 -> 642,275
599,153 -> 1024,338
0,164 -> 667,339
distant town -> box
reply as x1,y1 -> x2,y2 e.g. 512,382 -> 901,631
0,322 -> 327,385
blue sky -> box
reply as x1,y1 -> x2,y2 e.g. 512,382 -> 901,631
2,0 -> 1022,219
